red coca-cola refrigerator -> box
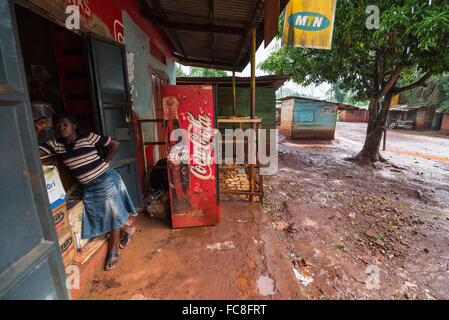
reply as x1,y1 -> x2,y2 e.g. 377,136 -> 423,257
161,85 -> 220,228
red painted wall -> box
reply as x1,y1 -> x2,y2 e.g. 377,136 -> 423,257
65,0 -> 174,189
66,0 -> 172,57
441,113 -> 449,132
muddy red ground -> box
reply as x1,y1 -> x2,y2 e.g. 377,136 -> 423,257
74,201 -> 301,300
75,122 -> 449,300
263,122 -> 449,299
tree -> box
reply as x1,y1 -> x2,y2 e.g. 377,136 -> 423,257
260,0 -> 449,163
176,65 -> 229,78
175,64 -> 188,77
176,64 -> 230,78
401,73 -> 449,112
327,79 -> 353,103
188,67 -> 229,77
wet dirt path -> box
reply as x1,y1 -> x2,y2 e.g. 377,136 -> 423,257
75,202 -> 302,300
263,124 -> 449,299
75,123 -> 448,300
336,122 -> 449,161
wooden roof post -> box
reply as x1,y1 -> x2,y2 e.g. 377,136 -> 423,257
250,27 -> 256,119
232,69 -> 236,117
250,26 -> 256,202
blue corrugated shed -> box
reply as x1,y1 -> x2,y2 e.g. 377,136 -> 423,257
280,96 -> 353,140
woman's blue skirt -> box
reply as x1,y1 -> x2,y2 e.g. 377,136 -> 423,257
81,168 -> 137,239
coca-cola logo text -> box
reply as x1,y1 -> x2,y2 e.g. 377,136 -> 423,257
187,112 -> 213,180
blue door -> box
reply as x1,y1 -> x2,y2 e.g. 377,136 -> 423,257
0,1 -> 69,299
87,35 -> 143,208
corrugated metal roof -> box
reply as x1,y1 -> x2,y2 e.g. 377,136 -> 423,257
139,0 -> 289,71
278,96 -> 360,111
389,104 -> 430,111
176,75 -> 290,90
338,103 -> 361,111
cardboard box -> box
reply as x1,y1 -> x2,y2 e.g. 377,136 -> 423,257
43,165 -> 67,210
67,200 -> 84,234
58,229 -> 75,268
51,202 -> 70,237
41,155 -> 77,192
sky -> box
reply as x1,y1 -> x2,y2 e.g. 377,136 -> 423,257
177,39 -> 331,100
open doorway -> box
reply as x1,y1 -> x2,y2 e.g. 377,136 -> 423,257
15,3 -> 142,208
15,4 -> 95,145
11,3 -> 143,279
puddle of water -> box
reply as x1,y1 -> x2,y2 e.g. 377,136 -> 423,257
256,275 -> 276,296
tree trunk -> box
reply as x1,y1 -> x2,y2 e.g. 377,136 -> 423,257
346,91 -> 394,164
354,123 -> 385,163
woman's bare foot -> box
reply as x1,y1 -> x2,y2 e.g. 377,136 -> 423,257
119,225 -> 136,249
104,251 -> 119,271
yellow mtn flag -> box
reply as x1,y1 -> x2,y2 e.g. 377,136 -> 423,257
282,0 -> 337,49
391,94 -> 399,105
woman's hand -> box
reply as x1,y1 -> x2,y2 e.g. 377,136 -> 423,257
34,118 -> 49,133
104,139 -> 120,164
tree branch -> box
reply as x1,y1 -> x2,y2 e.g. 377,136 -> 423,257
377,65 -> 403,99
374,50 -> 380,95
378,91 -> 395,125
378,49 -> 386,89
393,72 -> 433,94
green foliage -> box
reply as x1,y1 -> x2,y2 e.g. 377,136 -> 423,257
441,85 -> 449,112
175,64 -> 188,77
277,9 -> 285,40
176,64 -> 229,78
401,73 -> 449,112
188,67 -> 229,77
331,85 -> 347,103
260,0 -> 449,103
326,80 -> 354,103
351,99 -> 370,107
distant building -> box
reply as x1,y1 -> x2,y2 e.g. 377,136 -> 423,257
388,104 -> 437,130
279,96 -> 358,140
340,105 -> 369,123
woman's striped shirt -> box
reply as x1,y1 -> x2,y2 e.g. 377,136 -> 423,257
39,133 -> 112,184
